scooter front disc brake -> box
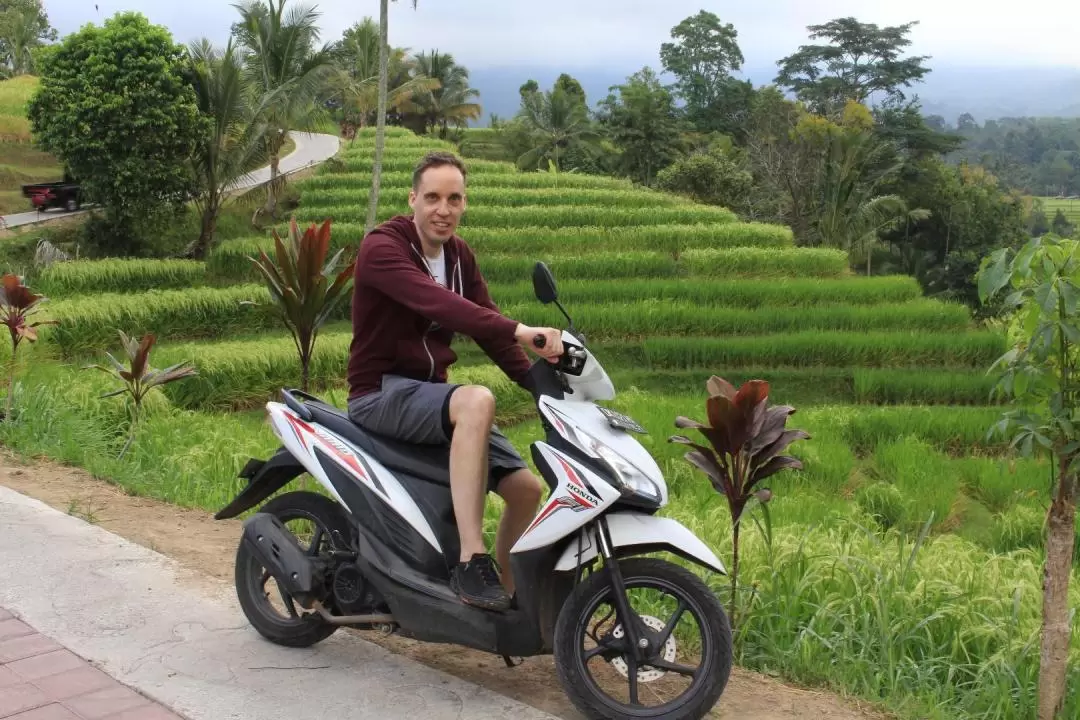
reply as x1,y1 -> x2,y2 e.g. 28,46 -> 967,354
608,615 -> 677,682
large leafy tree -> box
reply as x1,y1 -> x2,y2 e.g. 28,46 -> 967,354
232,0 -> 336,218
365,0 -> 418,235
26,11 -> 206,255
184,38 -> 269,259
659,10 -> 752,136
879,158 -> 1028,306
775,17 -> 931,117
402,50 -> 482,137
0,0 -> 56,77
597,67 -> 684,187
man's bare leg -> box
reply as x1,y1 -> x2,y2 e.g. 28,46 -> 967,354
494,469 -> 543,594
447,385 -> 496,562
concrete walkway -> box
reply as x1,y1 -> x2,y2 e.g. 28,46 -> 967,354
0,485 -> 557,720
0,131 -> 341,230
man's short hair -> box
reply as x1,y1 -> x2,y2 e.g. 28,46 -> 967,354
412,150 -> 467,190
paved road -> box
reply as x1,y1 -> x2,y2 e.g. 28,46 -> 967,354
0,131 -> 341,231
0,485 -> 557,720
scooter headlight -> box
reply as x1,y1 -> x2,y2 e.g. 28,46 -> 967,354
578,431 -> 662,504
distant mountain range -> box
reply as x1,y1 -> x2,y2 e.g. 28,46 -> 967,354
466,63 -> 1080,127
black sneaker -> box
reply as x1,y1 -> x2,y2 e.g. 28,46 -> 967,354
450,553 -> 511,611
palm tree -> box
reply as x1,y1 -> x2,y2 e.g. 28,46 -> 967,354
0,2 -> 55,77
404,50 -> 482,137
232,0 -> 337,217
185,37 -> 269,259
514,86 -> 598,172
366,0 -> 418,235
814,129 -> 929,274
332,18 -> 436,139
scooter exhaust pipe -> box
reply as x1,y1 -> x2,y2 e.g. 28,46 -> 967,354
311,599 -> 395,627
241,512 -> 322,608
241,513 -> 398,627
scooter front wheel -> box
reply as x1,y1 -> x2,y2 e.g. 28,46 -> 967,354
553,557 -> 732,720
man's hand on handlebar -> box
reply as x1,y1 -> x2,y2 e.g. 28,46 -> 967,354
515,324 -> 564,363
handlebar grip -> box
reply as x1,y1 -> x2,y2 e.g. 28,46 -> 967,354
533,333 -> 546,349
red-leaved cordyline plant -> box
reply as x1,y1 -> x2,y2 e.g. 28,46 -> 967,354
0,273 -> 58,420
85,331 -> 197,458
669,376 -> 809,622
249,217 -> 355,392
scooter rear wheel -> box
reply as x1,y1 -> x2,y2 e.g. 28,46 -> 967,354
553,557 -> 732,719
234,490 -> 351,648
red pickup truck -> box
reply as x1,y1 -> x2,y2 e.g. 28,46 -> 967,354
21,171 -> 81,213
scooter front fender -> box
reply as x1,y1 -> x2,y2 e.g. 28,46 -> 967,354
554,512 -> 726,575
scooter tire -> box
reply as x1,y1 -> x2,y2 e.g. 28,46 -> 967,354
553,557 -> 732,720
234,490 -> 350,648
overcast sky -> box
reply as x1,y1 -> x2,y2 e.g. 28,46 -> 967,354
45,1 -> 1080,73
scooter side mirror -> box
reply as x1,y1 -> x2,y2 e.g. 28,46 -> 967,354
532,262 -> 558,304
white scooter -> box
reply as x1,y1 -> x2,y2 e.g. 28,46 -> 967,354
216,261 -> 733,719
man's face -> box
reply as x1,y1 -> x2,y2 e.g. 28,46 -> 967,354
409,164 -> 466,247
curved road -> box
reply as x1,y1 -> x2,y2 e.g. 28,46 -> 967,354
0,130 -> 341,230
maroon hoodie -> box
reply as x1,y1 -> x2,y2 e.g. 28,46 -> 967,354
347,214 -> 532,399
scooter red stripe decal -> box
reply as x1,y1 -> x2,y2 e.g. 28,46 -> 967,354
555,456 -> 596,508
524,453 -> 596,534
524,497 -> 564,534
283,413 -> 313,449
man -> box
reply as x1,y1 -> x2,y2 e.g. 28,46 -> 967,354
347,150 -> 564,612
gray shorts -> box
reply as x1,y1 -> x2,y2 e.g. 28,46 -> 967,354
347,374 -> 528,494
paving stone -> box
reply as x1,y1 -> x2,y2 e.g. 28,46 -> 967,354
5,705 -> 81,720
0,682 -> 48,718
0,635 -> 63,664
99,705 -> 184,720
0,620 -> 34,642
0,665 -> 21,688
62,686 -> 152,720
8,650 -> 85,681
31,666 -> 115,702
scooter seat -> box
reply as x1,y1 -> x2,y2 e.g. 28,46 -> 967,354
300,399 -> 453,487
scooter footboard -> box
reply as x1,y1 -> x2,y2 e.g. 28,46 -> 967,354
554,512 -> 726,575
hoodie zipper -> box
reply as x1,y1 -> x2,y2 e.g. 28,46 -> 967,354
411,244 -> 463,382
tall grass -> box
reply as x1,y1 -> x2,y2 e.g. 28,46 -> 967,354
506,299 -> 971,338
294,203 -> 738,228
300,170 -> 638,191
338,156 -> 514,174
36,258 -> 208,296
488,276 -> 921,308
853,368 -> 997,405
642,331 -> 1005,370
839,405 -> 1010,455
208,242 -> 824,284
152,332 -> 532,419
44,285 -> 277,355
305,186 -> 692,209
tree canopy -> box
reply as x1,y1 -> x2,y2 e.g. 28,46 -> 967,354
27,11 -> 206,254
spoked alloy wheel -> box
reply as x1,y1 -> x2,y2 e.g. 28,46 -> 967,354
234,490 -> 351,648
554,558 -> 732,720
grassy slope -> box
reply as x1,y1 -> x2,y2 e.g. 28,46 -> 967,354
1041,197 -> 1080,226
0,75 -> 62,215
5,125 -> 1080,719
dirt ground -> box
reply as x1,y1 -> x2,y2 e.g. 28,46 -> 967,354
0,450 -> 890,720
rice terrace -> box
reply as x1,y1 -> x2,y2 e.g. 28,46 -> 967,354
1,2 -> 1079,720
